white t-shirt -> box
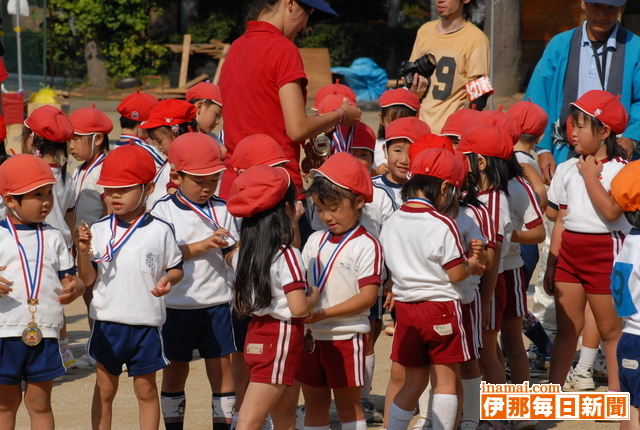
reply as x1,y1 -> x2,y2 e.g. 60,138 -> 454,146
0,197 -> 6,220
302,225 -> 383,340
373,137 -> 386,168
150,193 -> 238,309
612,230 -> 640,335
89,213 -> 183,326
115,135 -> 166,170
46,167 -> 76,247
478,189 -> 512,273
72,157 -> 105,227
380,200 -> 467,302
454,205 -> 489,304
504,177 -> 544,271
0,221 -> 75,339
515,151 -> 542,176
372,174 -> 404,211
146,162 -> 171,210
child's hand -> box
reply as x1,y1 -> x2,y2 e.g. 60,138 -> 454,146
372,163 -> 390,176
468,239 -> 484,258
58,274 -> 86,304
199,230 -> 230,252
467,255 -> 486,276
383,291 -> 396,312
74,224 -> 92,255
577,155 -> 603,179
294,201 -> 305,222
0,266 -> 13,298
305,308 -> 326,324
543,265 -> 556,296
151,276 -> 172,297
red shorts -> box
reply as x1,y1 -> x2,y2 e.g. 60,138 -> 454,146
555,230 -> 624,295
463,289 -> 482,360
296,333 -> 366,389
503,267 -> 527,319
244,315 -> 303,386
390,300 -> 470,367
481,273 -> 506,331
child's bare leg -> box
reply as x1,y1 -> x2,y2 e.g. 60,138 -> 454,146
549,282 -> 586,385
431,363 -> 459,430
24,380 -> 55,430
266,385 -> 298,430
92,363 -> 119,430
588,293 -> 623,391
478,330 -> 506,384
334,386 -> 366,423
501,316 -> 530,384
392,366 -> 430,411
237,382 -> 284,430
0,383 -> 22,429
383,361 -> 405,428
231,351 -> 249,411
299,384 -> 332,426
133,372 -> 161,430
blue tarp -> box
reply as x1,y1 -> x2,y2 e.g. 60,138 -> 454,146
331,57 -> 388,102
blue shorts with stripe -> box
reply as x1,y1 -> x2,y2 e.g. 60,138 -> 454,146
0,337 -> 65,385
368,296 -> 385,320
163,303 -> 236,362
88,320 -> 169,376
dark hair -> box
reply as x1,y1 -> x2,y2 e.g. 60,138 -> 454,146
246,0 -> 279,23
378,105 -> 418,139
0,142 -> 10,165
77,133 -> 110,155
624,211 -> 640,229
568,105 -> 628,160
506,153 -> 525,181
148,121 -> 198,141
463,0 -> 477,21
21,126 -> 68,184
466,152 -> 510,195
120,116 -> 141,130
234,181 -> 297,317
402,174 -> 459,217
188,99 -> 218,107
520,133 -> 540,145
306,176 -> 358,207
459,170 -> 482,208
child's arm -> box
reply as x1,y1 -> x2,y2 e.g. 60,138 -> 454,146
179,229 -> 231,260
579,155 -> 624,222
545,206 -> 558,222
478,240 -> 501,327
286,286 -> 320,317
307,284 -> 378,324
0,266 -> 13,298
74,225 -> 97,286
544,209 -> 566,296
511,224 -> 546,245
446,254 -> 485,283
151,267 -> 184,297
521,163 -> 548,212
58,273 -> 86,304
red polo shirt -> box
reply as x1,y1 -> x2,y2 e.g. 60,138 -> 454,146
219,21 -> 308,199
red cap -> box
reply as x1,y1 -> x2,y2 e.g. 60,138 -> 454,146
454,149 -> 469,174
350,122 -> 376,153
227,165 -> 291,218
24,105 -> 74,143
441,108 -> 480,137
409,134 -> 455,165
408,148 -> 466,189
0,115 -> 6,142
0,154 -> 57,196
117,90 -> 159,121
230,134 -> 290,171
317,94 -> 351,115
168,132 -> 225,175
458,124 -> 514,160
98,143 -> 156,187
385,117 -> 431,143
379,88 -> 421,111
139,99 -> 196,129
313,82 -> 356,110
310,152 -> 373,203
507,100 -> 548,136
186,82 -> 223,107
571,89 -> 629,134
70,104 -> 114,135
470,110 -> 521,145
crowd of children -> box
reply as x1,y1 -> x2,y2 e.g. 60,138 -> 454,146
1,78 -> 640,430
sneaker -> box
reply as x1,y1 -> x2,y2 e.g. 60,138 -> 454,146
75,355 -> 96,369
563,366 -> 595,390
529,355 -> 548,377
261,414 -> 274,430
385,322 -> 395,336
412,417 -> 432,430
510,420 -> 538,430
478,420 -> 510,430
459,420 -> 478,430
295,405 -> 305,430
593,350 -> 607,379
60,344 -> 77,369
362,399 -> 383,423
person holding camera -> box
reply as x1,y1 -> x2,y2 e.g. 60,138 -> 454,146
406,0 -> 491,134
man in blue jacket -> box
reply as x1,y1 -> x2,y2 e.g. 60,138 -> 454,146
525,0 -> 640,183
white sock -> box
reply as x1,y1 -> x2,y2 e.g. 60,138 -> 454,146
231,411 -> 239,430
575,346 -> 598,374
461,377 -> 481,426
262,414 -> 273,430
432,394 -> 458,430
304,426 -> 330,430
388,403 -> 414,430
417,381 -> 433,420
161,391 -> 186,425
342,420 -> 367,430
212,392 -> 235,429
363,353 -> 376,400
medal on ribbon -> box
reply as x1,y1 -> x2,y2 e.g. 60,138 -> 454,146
175,190 -> 235,241
94,212 -> 146,263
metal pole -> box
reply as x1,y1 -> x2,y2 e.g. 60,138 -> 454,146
489,0 -> 499,109
43,0 -> 47,83
15,0 -> 23,91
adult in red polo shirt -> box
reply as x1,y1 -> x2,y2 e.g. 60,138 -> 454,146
219,0 -> 362,199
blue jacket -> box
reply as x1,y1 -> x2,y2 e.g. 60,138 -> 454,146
525,24 -> 640,163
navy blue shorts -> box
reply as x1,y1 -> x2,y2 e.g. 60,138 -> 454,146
618,333 -> 640,407
163,304 -> 236,362
88,320 -> 169,377
0,337 -> 65,385
368,296 -> 385,320
232,309 -> 251,350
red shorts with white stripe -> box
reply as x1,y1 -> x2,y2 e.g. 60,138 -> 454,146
244,315 -> 304,386
296,333 -> 366,389
555,230 -> 624,295
481,273 -> 506,331
503,267 -> 527,319
462,289 -> 482,360
390,300 -> 471,366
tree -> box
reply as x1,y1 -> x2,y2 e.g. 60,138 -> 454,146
485,0 -> 522,96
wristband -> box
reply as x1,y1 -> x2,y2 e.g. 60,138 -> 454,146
332,107 -> 346,125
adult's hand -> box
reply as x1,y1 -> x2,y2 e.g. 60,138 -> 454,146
618,137 -> 635,159
405,74 -> 428,99
341,99 -> 362,127
538,152 -> 556,185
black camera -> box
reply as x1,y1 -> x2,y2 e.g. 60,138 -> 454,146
399,54 -> 437,88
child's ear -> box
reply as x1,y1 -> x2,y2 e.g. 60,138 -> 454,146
144,182 -> 156,196
170,171 -> 181,185
601,125 -> 612,141
382,143 -> 387,157
194,100 -> 204,115
3,194 -> 16,209
478,155 -> 487,172
94,134 -> 104,147
355,195 -> 366,210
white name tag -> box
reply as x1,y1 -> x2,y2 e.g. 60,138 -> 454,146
246,343 -> 264,355
622,358 -> 639,370
434,323 -> 453,336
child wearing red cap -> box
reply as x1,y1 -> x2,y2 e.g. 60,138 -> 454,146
75,144 -> 184,430
0,115 -> 9,220
380,148 -> 484,430
545,90 -> 630,394
187,82 -> 224,135
149,133 -> 239,430
223,164 -> 319,430
299,152 -> 383,430
0,154 -> 85,430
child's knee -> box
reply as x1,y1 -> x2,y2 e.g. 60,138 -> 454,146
134,377 -> 159,402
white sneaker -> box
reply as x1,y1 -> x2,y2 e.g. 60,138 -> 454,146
295,405 -> 305,430
459,420 -> 479,430
60,343 -> 77,369
362,399 -> 383,423
564,366 -> 595,390
75,355 -> 96,368
412,417 -> 432,430
593,350 -> 607,378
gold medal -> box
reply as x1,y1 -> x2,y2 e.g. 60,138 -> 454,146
22,322 -> 43,346
303,328 -> 315,354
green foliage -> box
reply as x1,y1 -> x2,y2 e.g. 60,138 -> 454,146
180,14 -> 237,44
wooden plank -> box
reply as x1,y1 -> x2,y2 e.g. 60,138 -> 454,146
178,34 -> 192,89
299,48 -> 332,104
212,44 -> 230,85
181,74 -> 209,89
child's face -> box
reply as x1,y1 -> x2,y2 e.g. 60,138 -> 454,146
176,172 -> 221,204
5,184 -> 54,224
571,114 -> 610,156
351,149 -> 373,173
68,134 -> 101,162
103,184 -> 154,221
384,139 -> 411,184
150,127 -> 177,156
196,102 -> 222,134
312,194 -> 364,235
447,135 -> 460,149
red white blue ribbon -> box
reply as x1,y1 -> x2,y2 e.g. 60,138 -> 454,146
175,190 -> 235,241
313,226 -> 360,292
405,197 -> 433,208
331,125 -> 356,154
6,218 -> 45,301
94,212 -> 146,263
